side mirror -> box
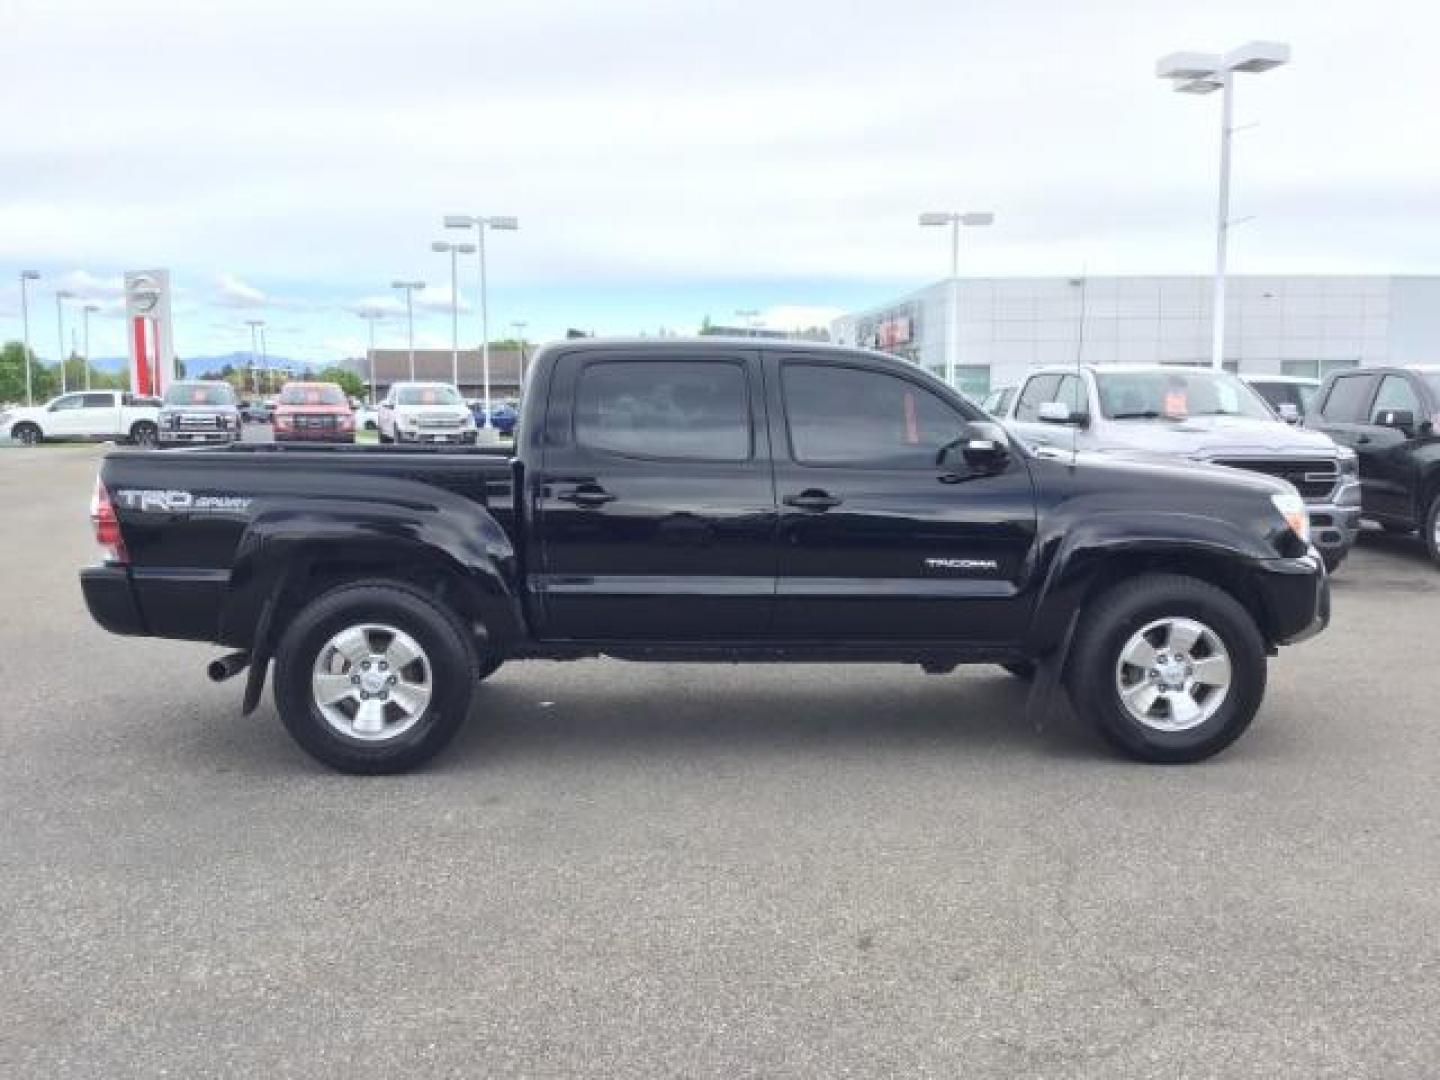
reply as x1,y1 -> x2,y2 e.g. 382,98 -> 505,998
1276,402 -> 1301,423
1038,401 -> 1085,426
938,420 -> 1010,476
1375,409 -> 1415,434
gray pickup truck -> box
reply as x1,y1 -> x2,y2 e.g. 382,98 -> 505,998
998,364 -> 1361,570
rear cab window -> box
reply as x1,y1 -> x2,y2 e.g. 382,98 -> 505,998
573,359 -> 752,462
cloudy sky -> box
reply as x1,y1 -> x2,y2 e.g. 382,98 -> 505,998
3,0 -> 1438,365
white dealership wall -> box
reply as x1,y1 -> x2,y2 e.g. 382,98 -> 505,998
830,275 -> 1440,398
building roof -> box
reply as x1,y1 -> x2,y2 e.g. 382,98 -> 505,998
359,348 -> 525,387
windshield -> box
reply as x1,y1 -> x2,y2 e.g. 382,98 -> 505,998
1097,370 -> 1273,421
164,383 -> 235,407
397,385 -> 461,406
279,384 -> 347,406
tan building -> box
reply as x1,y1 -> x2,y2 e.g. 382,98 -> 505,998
353,347 -> 528,401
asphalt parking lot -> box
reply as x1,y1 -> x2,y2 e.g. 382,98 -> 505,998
2,444 -> 1437,1078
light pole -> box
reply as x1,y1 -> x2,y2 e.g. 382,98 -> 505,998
19,271 -> 39,405
358,309 -> 384,404
82,304 -> 100,391
510,320 -> 528,389
919,211 -> 993,388
246,319 -> 265,396
1157,41 -> 1290,370
259,323 -> 269,393
431,240 -> 477,388
390,280 -> 425,380
443,214 -> 518,428
55,290 -> 74,393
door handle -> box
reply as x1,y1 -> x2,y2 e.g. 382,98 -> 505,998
1356,434 -> 1371,445
784,490 -> 843,511
557,486 -> 617,507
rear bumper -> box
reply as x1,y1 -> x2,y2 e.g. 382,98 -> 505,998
81,565 -> 227,642
1253,553 -> 1330,646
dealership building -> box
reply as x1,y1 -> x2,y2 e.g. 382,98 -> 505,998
830,275 -> 1440,399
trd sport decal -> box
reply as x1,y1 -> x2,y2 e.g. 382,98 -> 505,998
116,489 -> 252,513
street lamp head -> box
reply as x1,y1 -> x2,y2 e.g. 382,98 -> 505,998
1156,51 -> 1223,80
455,243 -> 477,254
443,215 -> 475,229
431,241 -> 451,253
918,212 -> 952,227
1225,40 -> 1290,73
21,270 -> 40,281
486,215 -> 519,231
84,303 -> 100,313
960,211 -> 995,228
56,290 -> 74,300
391,280 -> 425,290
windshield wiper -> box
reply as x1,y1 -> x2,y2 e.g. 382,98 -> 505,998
1108,410 -> 1174,420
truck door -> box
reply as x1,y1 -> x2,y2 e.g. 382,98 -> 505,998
1310,372 -> 1382,510
532,347 -> 776,640
765,354 -> 1037,643
1360,374 -> 1426,524
79,392 -> 121,437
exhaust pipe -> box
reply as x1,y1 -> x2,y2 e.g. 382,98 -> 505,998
207,651 -> 250,682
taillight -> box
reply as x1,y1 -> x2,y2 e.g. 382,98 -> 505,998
90,478 -> 128,564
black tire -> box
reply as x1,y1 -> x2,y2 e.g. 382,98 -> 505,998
378,430 -> 393,445
12,422 -> 41,446
273,580 -> 480,773
1424,492 -> 1440,569
1066,573 -> 1267,763
130,421 -> 158,448
1378,521 -> 1414,535
1320,547 -> 1346,573
1001,661 -> 1036,681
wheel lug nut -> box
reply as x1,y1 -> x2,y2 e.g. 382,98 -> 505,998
351,674 -> 360,685
359,691 -> 368,700
388,675 -> 397,685
361,660 -> 370,671
378,661 -> 387,671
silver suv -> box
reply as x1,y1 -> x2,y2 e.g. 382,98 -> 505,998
997,364 -> 1361,570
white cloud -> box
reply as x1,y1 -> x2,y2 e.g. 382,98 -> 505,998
213,273 -> 272,309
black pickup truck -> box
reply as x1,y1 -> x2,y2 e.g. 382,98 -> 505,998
82,339 -> 1329,772
1304,365 -> 1440,567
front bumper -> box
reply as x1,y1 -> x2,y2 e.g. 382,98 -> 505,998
397,429 -> 477,445
1253,552 -> 1330,646
159,431 -> 237,444
1305,481 -> 1363,560
274,427 -> 355,442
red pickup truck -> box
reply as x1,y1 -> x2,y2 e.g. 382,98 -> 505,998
272,382 -> 355,443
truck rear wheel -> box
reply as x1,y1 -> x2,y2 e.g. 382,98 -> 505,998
1066,573 -> 1266,763
12,422 -> 41,446
273,580 -> 480,773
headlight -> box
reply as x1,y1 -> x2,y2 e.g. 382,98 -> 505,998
402,415 -> 419,428
1336,446 -> 1358,477
1270,489 -> 1310,544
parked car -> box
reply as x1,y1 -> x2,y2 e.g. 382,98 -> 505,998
352,403 -> 379,432
378,382 -> 477,445
271,382 -> 355,443
81,339 -> 1328,773
157,381 -> 241,446
981,385 -> 1017,418
996,364 -> 1361,571
468,398 -> 520,436
1244,375 -> 1321,424
1304,365 -> 1440,566
1,390 -> 161,447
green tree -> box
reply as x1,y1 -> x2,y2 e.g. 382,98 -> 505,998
0,341 -> 37,404
317,365 -> 364,399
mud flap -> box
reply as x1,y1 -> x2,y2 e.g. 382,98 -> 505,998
241,591 -> 280,716
1026,608 -> 1081,732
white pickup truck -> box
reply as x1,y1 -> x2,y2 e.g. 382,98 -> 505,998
1,390 -> 162,447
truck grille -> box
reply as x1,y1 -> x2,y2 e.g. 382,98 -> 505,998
179,414 -> 222,429
1210,457 -> 1339,501
419,416 -> 464,428
295,415 -> 337,430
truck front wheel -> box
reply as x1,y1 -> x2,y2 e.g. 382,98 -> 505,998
1066,573 -> 1266,763
130,421 -> 158,448
1425,492 -> 1440,568
273,580 -> 481,773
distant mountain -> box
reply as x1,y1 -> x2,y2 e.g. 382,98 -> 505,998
89,352 -> 301,376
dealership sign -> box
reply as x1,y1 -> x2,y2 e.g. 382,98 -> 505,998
125,269 -> 175,397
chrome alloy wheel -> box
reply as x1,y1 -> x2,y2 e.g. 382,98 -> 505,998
1114,617 -> 1232,733
311,623 -> 433,741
